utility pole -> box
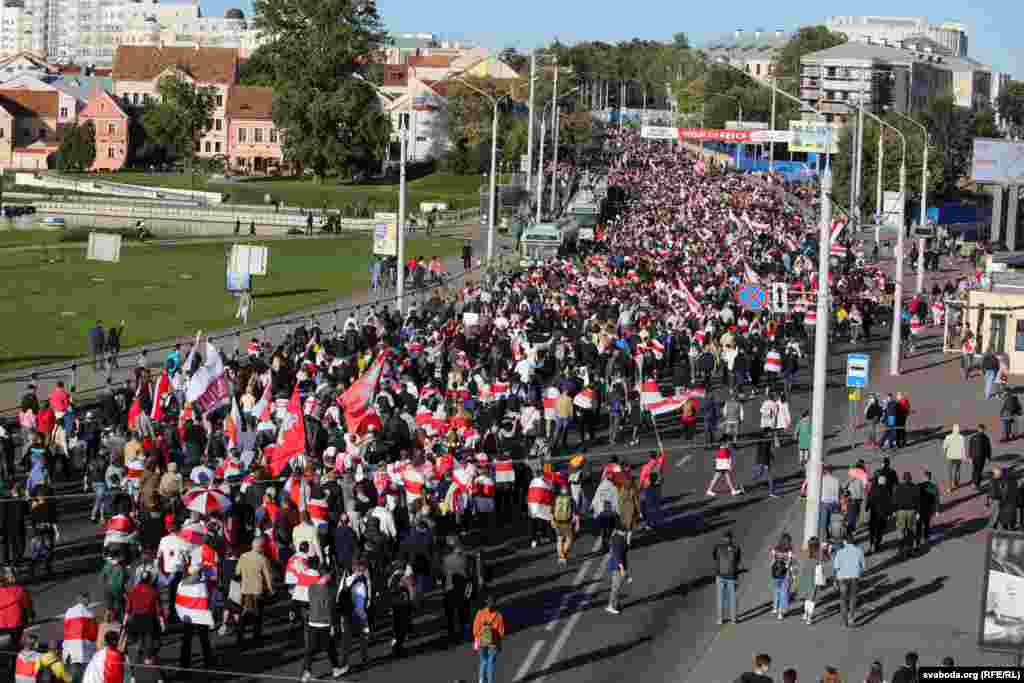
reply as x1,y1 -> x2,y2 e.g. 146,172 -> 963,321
804,165 -> 833,548
916,136 -> 930,294
396,121 -> 407,313
875,130 -> 884,247
535,115 -> 546,224
526,51 -> 537,192
769,78 -> 776,173
853,77 -> 866,229
890,160 -> 907,376
487,99 -> 498,263
549,56 -> 560,215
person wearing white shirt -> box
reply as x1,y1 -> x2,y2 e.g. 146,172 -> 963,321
514,357 -> 536,384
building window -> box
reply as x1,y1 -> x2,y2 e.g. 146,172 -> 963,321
215,119 -> 222,131
108,146 -> 114,159
108,123 -> 116,135
204,141 -> 211,153
216,94 -> 223,107
206,118 -> 213,131
60,107 -> 68,118
215,141 -> 221,153
254,128 -> 262,143
238,128 -> 246,142
269,128 -> 277,143
755,64 -> 761,76
398,112 -> 410,129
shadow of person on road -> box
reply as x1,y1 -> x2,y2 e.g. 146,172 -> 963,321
519,636 -> 654,682
855,576 -> 947,627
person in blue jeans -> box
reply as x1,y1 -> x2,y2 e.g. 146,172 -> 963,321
472,595 -> 505,683
712,531 -> 742,625
769,533 -> 795,619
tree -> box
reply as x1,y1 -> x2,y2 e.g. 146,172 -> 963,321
238,47 -> 277,86
141,75 -> 216,170
773,26 -> 847,94
922,94 -> 978,195
498,47 -> 529,74
253,0 -> 391,180
56,121 -> 96,171
673,32 -> 690,50
974,107 -> 1001,139
997,80 -> 1024,136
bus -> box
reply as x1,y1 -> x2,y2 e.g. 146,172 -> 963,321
520,221 -> 575,265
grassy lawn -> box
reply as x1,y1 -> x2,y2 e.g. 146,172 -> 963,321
87,171 -> 485,213
0,234 -> 459,369
0,229 -> 62,247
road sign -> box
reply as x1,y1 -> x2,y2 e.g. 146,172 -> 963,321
736,284 -> 768,312
520,155 -> 530,172
771,283 -> 789,314
846,353 -> 870,388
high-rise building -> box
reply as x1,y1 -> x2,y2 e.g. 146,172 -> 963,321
825,16 -> 968,57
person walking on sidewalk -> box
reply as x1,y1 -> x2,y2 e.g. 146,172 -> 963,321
988,466 -> 1018,530
707,445 -> 744,497
832,534 -> 865,628
799,536 -> 832,624
916,471 -> 940,550
605,524 -> 629,615
794,410 -> 812,465
999,391 -> 1022,442
893,473 -> 921,559
552,484 -> 577,565
961,332 -> 975,381
982,351 -> 1000,400
752,437 -> 777,497
713,531 -> 741,625
472,595 -> 505,683
819,466 -> 841,541
734,654 -> 773,683
769,533 -> 795,619
866,474 -> 892,555
970,424 -> 992,490
299,557 -> 345,682
943,424 -> 966,492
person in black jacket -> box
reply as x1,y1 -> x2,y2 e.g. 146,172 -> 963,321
872,458 -> 897,498
1,484 -> 29,567
300,557 -> 344,680
892,473 -> 921,558
970,424 -> 992,489
712,531 -> 742,625
866,475 -> 892,555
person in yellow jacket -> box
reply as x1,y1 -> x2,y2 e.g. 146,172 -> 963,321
38,640 -> 72,683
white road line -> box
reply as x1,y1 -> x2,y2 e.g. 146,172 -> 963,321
675,454 -> 695,468
514,640 -> 547,682
544,537 -> 603,632
534,557 -> 607,683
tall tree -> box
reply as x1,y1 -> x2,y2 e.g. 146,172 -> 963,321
922,94 -> 977,194
773,26 -> 847,94
141,75 -> 216,170
56,121 -> 96,171
253,0 -> 391,180
673,32 -> 690,50
238,48 -> 277,86
498,47 -> 529,74
997,80 -> 1024,136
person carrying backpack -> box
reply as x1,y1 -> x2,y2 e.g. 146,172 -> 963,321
552,484 -> 577,565
472,595 -> 505,683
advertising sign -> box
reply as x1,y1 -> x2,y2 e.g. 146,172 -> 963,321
228,244 -> 268,276
679,128 -> 755,143
883,191 -> 906,230
972,138 -> 1024,185
980,531 -> 1024,653
373,221 -> 398,256
640,126 -> 680,140
86,232 -> 122,263
788,121 -> 841,154
726,121 -> 769,130
846,353 -> 870,388
750,130 -> 794,144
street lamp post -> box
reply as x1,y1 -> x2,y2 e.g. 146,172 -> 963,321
889,109 -> 931,294
535,115 -> 546,224
396,122 -> 407,313
456,77 -> 501,263
526,51 -> 537,192
549,56 -> 560,215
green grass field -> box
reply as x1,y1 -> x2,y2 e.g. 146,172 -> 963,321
0,234 -> 459,369
82,171 -> 486,213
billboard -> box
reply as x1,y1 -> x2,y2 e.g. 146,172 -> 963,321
980,531 -> 1024,653
86,232 -> 122,263
972,138 -> 1024,185
641,125 -> 679,140
788,121 -> 842,154
726,121 -> 769,130
228,244 -> 268,276
750,130 -> 794,144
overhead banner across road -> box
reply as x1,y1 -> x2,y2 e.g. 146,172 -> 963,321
677,128 -> 794,144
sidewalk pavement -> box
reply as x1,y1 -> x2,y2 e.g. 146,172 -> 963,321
684,265 -> 1016,682
0,223 -> 499,414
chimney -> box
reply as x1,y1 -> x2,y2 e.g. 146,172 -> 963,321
735,29 -> 744,39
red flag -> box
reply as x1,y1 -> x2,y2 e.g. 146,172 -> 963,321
265,385 -> 306,476
225,396 -> 241,450
254,378 -> 272,422
151,371 -> 170,421
340,355 -> 387,433
127,382 -> 143,432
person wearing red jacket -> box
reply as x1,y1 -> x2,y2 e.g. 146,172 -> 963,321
0,568 -> 33,650
124,571 -> 165,657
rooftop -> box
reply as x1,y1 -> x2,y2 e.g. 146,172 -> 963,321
0,89 -> 58,117
802,41 -> 991,72
112,45 -> 238,84
227,85 -> 273,119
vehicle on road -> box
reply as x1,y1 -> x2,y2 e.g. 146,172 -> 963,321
519,220 -> 576,265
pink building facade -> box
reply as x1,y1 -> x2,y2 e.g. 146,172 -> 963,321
79,89 -> 130,171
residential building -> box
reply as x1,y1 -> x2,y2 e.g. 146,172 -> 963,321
112,45 -> 236,158
226,84 -> 280,172
0,1 -> 34,58
0,51 -> 58,80
0,103 -> 11,162
700,29 -> 791,82
78,86 -> 127,169
113,2 -> 263,56
380,32 -> 436,65
0,87 -> 59,166
0,73 -> 79,122
826,16 -> 968,57
800,39 -> 996,125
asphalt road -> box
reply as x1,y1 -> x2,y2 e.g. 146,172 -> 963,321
17,328 -> 871,683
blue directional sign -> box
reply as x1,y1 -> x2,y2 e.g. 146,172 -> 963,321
846,353 -> 870,388
736,284 -> 768,312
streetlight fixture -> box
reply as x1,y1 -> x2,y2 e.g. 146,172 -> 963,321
535,85 -> 581,224
887,107 -> 931,294
452,76 -> 503,265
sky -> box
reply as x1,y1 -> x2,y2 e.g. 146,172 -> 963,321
216,0 -> 1021,78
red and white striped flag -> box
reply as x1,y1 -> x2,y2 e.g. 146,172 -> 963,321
151,371 -> 170,422
62,603 -> 98,665
175,580 -> 214,626
225,396 -> 242,450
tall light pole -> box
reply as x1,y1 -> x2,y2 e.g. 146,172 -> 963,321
769,76 -> 776,172
396,118 -> 407,313
455,77 -> 500,263
853,75 -> 867,228
889,109 -> 931,294
549,55 -> 560,215
804,164 -> 833,547
889,134 -> 908,376
535,114 -> 546,224
526,51 -> 537,191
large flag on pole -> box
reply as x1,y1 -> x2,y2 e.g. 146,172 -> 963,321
265,384 -> 306,476
151,370 -> 170,422
186,340 -> 230,413
340,355 -> 388,433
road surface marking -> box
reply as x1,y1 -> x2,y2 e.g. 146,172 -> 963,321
545,537 -> 602,632
534,557 -> 607,683
675,454 -> 695,468
514,640 -> 546,682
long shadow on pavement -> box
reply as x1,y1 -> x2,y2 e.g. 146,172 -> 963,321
519,635 -> 654,682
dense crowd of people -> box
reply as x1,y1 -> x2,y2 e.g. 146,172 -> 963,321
0,127 -> 955,683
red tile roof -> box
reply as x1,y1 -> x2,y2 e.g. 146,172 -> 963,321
113,46 -> 238,84
407,55 -> 454,68
227,86 -> 274,120
0,89 -> 59,118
